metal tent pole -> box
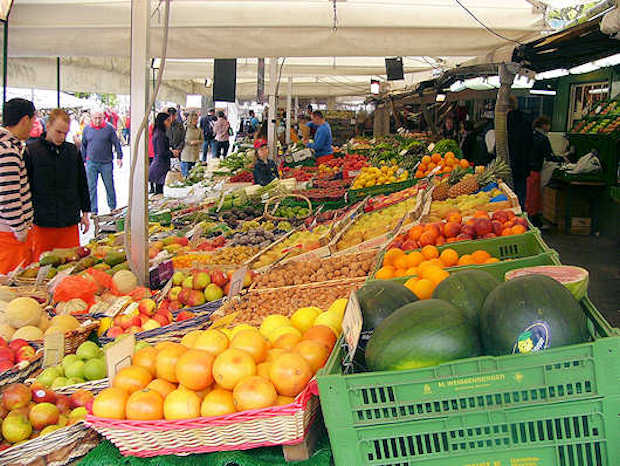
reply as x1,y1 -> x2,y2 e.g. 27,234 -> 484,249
56,57 -> 61,107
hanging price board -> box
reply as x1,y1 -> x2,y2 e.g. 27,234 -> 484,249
227,266 -> 247,299
341,292 -> 363,361
43,332 -> 65,368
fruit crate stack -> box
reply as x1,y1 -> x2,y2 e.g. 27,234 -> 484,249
316,229 -> 620,466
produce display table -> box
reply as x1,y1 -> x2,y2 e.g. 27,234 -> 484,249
549,177 -> 607,234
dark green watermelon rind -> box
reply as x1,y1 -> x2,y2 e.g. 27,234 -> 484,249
356,280 -> 417,332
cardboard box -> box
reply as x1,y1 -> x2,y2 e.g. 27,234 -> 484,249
570,217 -> 592,235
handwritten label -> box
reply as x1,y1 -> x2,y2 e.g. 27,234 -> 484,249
48,266 -> 75,294
157,279 -> 173,304
104,296 -> 132,318
43,331 -> 65,368
6,261 -> 25,285
228,266 -> 247,299
211,312 -> 239,329
105,334 -> 135,384
35,265 -> 52,286
342,292 -> 362,360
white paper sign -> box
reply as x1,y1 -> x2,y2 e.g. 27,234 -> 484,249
341,292 -> 363,360
105,334 -> 135,385
43,331 -> 65,368
35,265 -> 52,286
228,266 -> 248,299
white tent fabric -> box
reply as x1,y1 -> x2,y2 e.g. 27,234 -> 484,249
5,0 -> 547,101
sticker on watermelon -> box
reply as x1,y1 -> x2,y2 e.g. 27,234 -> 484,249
505,266 -> 588,301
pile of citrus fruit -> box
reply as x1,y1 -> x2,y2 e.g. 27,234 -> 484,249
414,152 -> 470,179
375,246 -> 499,299
91,300 -> 347,421
351,165 -> 408,190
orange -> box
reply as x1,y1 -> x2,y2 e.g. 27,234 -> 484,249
421,155 -> 431,165
113,366 -> 153,395
415,170 -> 424,179
431,153 -> 442,163
163,387 -> 201,420
175,349 -> 215,391
132,346 -> 158,377
375,266 -> 395,280
484,257 -> 500,264
457,254 -> 475,266
439,248 -> 459,267
273,332 -> 302,351
383,248 -> 404,266
419,264 -> 443,280
266,348 -> 287,363
256,362 -> 272,379
473,210 -> 490,219
212,348 -> 256,390
460,159 -> 470,168
427,162 -> 436,171
442,166 -> 452,173
407,225 -> 424,241
412,279 -> 435,300
427,258 -> 445,268
233,376 -> 278,412
445,151 -> 455,159
511,225 -> 527,235
231,329 -> 269,363
394,268 -> 408,278
92,387 -> 128,420
418,230 -> 436,247
193,329 -> 229,356
501,228 -> 513,236
269,352 -> 313,397
404,277 -> 419,292
126,388 -> 164,421
435,235 -> 446,246
303,325 -> 337,350
275,396 -> 296,406
406,251 -> 425,267
146,378 -> 177,399
426,267 -> 450,286
156,344 -> 186,383
405,266 -> 418,277
393,254 -> 410,270
445,211 -> 462,223
421,245 -> 439,260
201,388 -> 236,417
295,340 -> 330,372
471,250 -> 491,264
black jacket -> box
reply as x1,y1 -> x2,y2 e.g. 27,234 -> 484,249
529,129 -> 563,172
24,136 -> 90,228
253,159 -> 278,186
507,110 -> 532,180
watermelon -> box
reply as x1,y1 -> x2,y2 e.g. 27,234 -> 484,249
365,299 -> 481,372
431,270 -> 500,326
357,280 -> 417,331
505,265 -> 589,300
480,274 -> 588,356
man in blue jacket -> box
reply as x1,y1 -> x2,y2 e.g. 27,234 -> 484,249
305,110 -> 333,164
81,110 -> 123,215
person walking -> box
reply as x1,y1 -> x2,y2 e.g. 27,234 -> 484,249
0,98 -> 35,274
166,107 -> 185,156
123,113 -> 131,145
180,112 -> 202,177
24,109 -> 90,261
213,111 -> 231,159
199,108 -> 217,161
81,110 -> 123,215
507,96 -> 532,208
149,112 -> 174,195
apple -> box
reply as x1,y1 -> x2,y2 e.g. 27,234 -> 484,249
491,220 -> 504,236
127,326 -> 142,335
69,406 -> 88,422
31,387 -> 56,404
15,346 -> 35,363
2,383 -> 31,410
142,319 -> 161,331
9,339 -> 30,353
171,271 -> 185,286
455,233 -> 473,241
491,210 -> 509,223
69,389 -> 94,409
461,224 -> 476,238
204,283 -> 224,302
168,300 -> 182,312
137,314 -> 149,326
0,337 -> 8,349
474,218 -> 493,237
182,276 -> 193,289
152,313 -> 169,327
168,286 -> 182,301
0,359 -> 14,373
55,395 -> 71,414
514,217 -> 528,227
29,402 -> 60,430
188,290 -> 206,307
401,239 -> 418,251
178,288 -> 191,306
210,270 -> 228,288
192,272 -> 211,290
138,298 -> 157,317
174,236 -> 189,247
176,311 -> 196,322
0,347 -> 15,364
107,326 -> 124,339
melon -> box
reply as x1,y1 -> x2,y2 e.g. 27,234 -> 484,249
0,286 -> 16,302
365,299 -> 481,372
113,270 -> 138,295
0,323 -> 15,340
12,325 -> 44,341
38,314 -> 51,332
50,314 -> 81,333
357,280 -> 417,331
480,274 -> 588,356
5,297 -> 42,328
45,326 -> 64,336
505,265 -> 589,301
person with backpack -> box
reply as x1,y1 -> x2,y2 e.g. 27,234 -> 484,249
199,108 -> 216,161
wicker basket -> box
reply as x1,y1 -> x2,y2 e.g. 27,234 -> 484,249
86,380 -> 320,457
264,194 -> 312,222
8,284 -> 50,305
0,353 -> 43,388
30,320 -> 100,355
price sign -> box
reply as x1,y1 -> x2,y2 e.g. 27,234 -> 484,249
105,334 -> 135,385
104,296 -> 132,318
157,278 -> 173,304
43,331 -> 64,368
211,312 -> 239,329
48,266 -> 75,294
6,261 -> 25,285
35,265 -> 52,286
227,266 -> 247,299
342,292 -> 363,360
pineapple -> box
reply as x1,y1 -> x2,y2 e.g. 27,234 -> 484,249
432,181 -> 450,201
447,159 -> 511,198
448,173 -> 479,198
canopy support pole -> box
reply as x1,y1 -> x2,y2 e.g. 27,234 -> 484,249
56,57 -> 60,107
294,96 -> 299,122
268,57 -> 277,157
286,77 -> 292,146
127,0 -> 150,285
2,21 -> 7,106
495,62 -> 517,186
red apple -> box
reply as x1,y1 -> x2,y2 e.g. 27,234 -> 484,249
138,298 -> 157,317
8,339 -> 30,353
210,270 -> 228,288
2,383 -> 31,410
152,314 -> 169,327
0,359 -> 14,373
482,232 -> 497,239
461,224 -> 476,238
401,239 -> 419,251
15,346 -> 35,363
137,314 -> 149,326
107,326 -> 124,338
29,402 -> 60,430
443,221 -> 461,238
455,233 -> 473,241
55,395 -> 71,414
491,220 -> 504,236
0,337 -> 8,349
178,288 -> 191,306
0,348 -> 15,364
85,399 -> 94,415
127,326 -> 142,335
168,286 -> 182,302
474,218 -> 493,237
31,387 -> 56,404
168,300 -> 182,312
69,389 -> 94,409
514,217 -> 528,228
176,311 -> 196,322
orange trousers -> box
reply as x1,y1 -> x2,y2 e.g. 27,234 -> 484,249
0,231 -> 32,275
31,225 -> 80,263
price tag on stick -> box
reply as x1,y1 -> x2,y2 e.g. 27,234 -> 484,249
228,266 -> 247,299
341,292 -> 363,361
35,265 -> 52,286
105,334 -> 135,385
43,331 -> 65,368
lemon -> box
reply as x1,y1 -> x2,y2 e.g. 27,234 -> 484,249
259,315 -> 291,339
290,306 -> 322,333
231,323 -> 257,338
181,329 -> 204,348
327,299 -> 347,320
267,325 -> 302,344
314,311 -> 342,335
220,328 -> 233,340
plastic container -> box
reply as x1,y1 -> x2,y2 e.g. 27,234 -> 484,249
316,298 -> 620,465
347,178 -> 417,203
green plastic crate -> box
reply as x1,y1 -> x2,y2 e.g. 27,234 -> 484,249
326,396 -> 620,466
348,178 -> 417,203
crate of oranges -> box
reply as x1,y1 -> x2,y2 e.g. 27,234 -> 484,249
414,152 -> 471,179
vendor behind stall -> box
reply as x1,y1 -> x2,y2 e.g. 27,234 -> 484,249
252,138 -> 279,186
304,110 -> 333,164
